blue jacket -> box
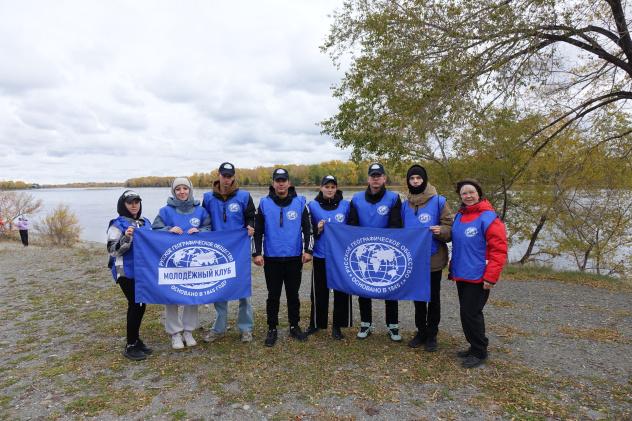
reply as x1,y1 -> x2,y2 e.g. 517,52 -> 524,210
309,198 -> 350,258
401,195 -> 446,255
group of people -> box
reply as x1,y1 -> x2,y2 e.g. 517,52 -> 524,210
107,162 -> 507,369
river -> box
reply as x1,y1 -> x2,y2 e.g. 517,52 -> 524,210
20,186 -> 366,244
17,186 -> 558,268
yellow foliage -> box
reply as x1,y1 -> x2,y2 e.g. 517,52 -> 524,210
34,204 -> 83,246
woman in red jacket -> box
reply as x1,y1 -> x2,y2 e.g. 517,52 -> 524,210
450,178 -> 507,368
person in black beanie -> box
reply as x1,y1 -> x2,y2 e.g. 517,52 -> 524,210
401,165 -> 454,352
107,190 -> 154,361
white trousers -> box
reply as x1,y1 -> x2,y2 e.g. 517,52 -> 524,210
164,305 -> 199,334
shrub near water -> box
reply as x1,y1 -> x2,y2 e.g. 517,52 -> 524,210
34,203 -> 83,246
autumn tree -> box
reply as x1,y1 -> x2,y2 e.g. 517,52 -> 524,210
321,0 -> 632,181
0,191 -> 43,234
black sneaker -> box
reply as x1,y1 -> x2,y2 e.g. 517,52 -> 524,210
135,338 -> 153,355
457,348 -> 472,358
304,325 -> 320,336
265,329 -> 277,347
407,331 -> 427,348
289,326 -> 308,342
425,336 -> 438,352
123,344 -> 146,361
387,324 -> 402,342
332,326 -> 345,340
462,354 -> 487,368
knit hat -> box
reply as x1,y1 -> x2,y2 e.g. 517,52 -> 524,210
406,165 -> 428,194
456,178 -> 484,198
171,177 -> 193,200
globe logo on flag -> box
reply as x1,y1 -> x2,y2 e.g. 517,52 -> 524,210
347,242 -> 409,287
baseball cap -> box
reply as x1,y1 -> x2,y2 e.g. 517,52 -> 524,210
368,163 -> 385,176
272,168 -> 289,180
123,190 -> 142,203
320,175 -> 338,185
218,162 -> 235,176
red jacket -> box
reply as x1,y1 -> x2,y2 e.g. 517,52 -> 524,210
450,199 -> 507,284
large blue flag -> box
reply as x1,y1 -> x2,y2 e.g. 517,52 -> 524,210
324,224 -> 431,301
133,229 -> 252,305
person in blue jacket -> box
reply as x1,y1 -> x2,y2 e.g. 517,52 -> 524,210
152,177 -> 211,350
202,162 -> 255,344
305,175 -> 352,340
348,163 -> 403,342
401,165 -> 453,352
107,190 -> 153,361
253,168 -> 313,347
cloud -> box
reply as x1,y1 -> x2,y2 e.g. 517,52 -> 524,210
0,38 -> 64,95
0,0 -> 347,184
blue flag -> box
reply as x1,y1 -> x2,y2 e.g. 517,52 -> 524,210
133,229 -> 252,305
324,224 -> 431,301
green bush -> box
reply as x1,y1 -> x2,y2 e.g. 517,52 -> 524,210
34,204 -> 83,246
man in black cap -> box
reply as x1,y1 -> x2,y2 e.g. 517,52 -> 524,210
202,162 -> 256,343
253,168 -> 313,347
348,163 -> 403,342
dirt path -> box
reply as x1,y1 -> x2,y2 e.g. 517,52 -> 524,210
0,240 -> 630,420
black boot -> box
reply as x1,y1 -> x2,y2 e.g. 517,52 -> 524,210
331,326 -> 344,340
407,331 -> 427,348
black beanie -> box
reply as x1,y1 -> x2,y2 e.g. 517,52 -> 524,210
117,190 -> 143,219
406,165 -> 428,194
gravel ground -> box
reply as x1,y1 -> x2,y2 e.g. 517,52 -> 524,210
0,239 -> 631,420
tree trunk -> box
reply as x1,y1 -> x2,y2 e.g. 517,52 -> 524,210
519,214 -> 547,264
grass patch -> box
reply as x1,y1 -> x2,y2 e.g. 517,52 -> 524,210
502,264 -> 632,291
489,323 -> 527,342
558,326 -> 630,344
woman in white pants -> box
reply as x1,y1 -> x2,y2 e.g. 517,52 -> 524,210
152,177 -> 212,349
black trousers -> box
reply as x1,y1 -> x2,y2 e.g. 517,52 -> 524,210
456,281 -> 490,359
117,276 -> 146,345
310,257 -> 353,329
358,297 -> 398,326
264,259 -> 303,327
413,270 -> 442,337
19,230 -> 28,246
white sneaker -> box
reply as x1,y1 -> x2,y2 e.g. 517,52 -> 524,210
203,331 -> 225,343
171,332 -> 184,349
183,330 -> 197,347
241,331 -> 253,343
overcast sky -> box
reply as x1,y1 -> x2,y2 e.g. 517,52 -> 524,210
0,1 -> 350,184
